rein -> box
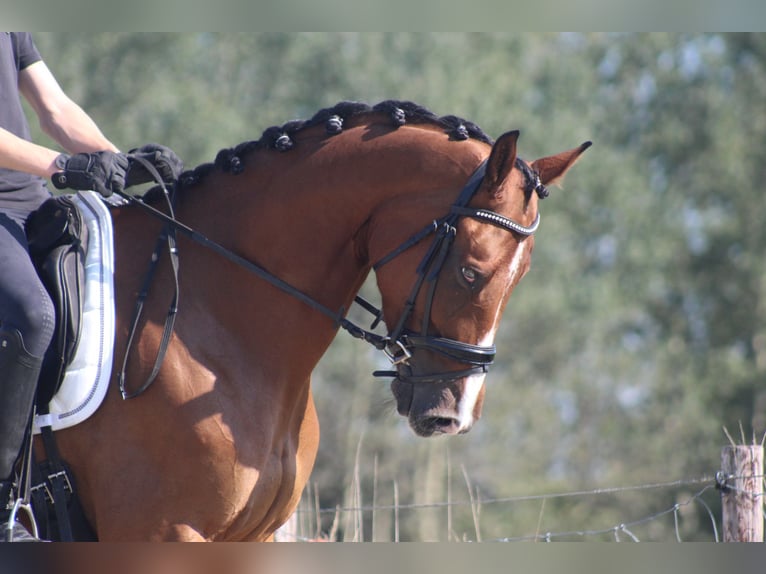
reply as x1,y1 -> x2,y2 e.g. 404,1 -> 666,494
115,157 -> 540,397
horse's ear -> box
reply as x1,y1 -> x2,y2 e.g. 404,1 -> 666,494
532,141 -> 592,186
484,130 -> 519,196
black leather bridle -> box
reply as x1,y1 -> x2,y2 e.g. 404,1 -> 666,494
117,157 -> 543,398
364,158 -> 542,384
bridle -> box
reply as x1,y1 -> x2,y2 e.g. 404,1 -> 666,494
364,158 -> 542,384
116,156 -> 543,398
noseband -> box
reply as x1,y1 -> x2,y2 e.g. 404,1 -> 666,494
362,158 -> 542,384
117,157 -> 543,397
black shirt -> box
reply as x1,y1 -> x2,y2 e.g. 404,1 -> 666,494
0,32 -> 50,210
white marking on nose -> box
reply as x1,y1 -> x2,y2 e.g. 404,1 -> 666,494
488,240 -> 530,337
477,331 -> 496,348
508,240 -> 528,284
457,372 -> 486,431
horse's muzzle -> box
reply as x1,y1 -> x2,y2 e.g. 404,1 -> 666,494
390,371 -> 484,437
391,378 -> 463,437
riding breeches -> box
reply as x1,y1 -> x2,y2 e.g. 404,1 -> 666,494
0,207 -> 55,479
0,208 -> 54,357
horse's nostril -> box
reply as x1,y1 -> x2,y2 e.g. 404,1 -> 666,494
431,417 -> 456,429
414,416 -> 461,437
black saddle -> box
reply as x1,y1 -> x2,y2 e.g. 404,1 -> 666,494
21,194 -> 98,542
25,195 -> 88,408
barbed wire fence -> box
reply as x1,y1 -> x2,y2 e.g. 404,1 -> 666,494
276,444 -> 764,543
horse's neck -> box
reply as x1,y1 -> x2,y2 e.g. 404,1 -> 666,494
169,129 -> 486,375
188,128 -> 483,299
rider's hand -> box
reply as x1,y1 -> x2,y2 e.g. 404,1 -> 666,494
125,143 -> 183,187
51,151 -> 129,198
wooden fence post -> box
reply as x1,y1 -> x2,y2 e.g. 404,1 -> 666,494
720,444 -> 764,542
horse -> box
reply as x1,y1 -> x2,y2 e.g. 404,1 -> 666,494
36,101 -> 590,541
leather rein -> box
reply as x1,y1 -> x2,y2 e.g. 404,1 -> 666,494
116,157 -> 541,398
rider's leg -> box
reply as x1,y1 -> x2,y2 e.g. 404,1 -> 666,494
0,210 -> 55,541
0,328 -> 46,542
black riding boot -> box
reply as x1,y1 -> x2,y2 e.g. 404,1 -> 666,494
0,328 -> 44,542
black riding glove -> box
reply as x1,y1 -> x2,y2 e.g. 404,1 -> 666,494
52,151 -> 129,198
125,143 -> 183,187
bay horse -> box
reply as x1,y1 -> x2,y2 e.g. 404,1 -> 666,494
38,101 -> 590,541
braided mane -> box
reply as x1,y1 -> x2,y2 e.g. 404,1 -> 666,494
163,100 -> 546,200
176,100 -> 493,190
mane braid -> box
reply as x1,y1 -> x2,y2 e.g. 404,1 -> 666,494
515,157 -> 548,200
176,100 -> 494,192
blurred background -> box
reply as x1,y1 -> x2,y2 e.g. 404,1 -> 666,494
28,33 -> 766,541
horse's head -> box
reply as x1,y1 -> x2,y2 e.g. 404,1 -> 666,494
372,131 -> 590,437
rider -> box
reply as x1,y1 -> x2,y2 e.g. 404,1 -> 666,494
0,33 -> 182,541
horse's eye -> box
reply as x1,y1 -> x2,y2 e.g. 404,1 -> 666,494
461,266 -> 478,285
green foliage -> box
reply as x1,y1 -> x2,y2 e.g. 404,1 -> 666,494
30,33 -> 766,541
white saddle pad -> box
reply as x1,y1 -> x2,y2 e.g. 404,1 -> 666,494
33,190 -> 116,434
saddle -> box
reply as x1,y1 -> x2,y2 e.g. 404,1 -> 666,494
25,194 -> 88,407
21,192 -> 115,542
